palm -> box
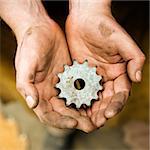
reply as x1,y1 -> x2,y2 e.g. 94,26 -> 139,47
15,20 -> 95,131
34,44 -> 95,131
66,13 -> 131,127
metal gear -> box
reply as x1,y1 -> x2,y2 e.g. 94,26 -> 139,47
56,60 -> 103,108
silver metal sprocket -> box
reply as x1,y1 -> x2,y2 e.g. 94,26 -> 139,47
56,60 -> 103,108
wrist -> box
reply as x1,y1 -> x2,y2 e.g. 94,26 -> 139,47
0,0 -> 52,43
13,2 -> 52,42
15,14 -> 52,43
69,0 -> 111,15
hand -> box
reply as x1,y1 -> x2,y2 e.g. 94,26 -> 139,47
14,16 -> 96,132
66,0 -> 145,128
0,0 -> 96,132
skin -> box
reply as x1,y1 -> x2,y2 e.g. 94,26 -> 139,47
66,0 -> 145,127
0,0 -> 145,132
0,0 -> 95,132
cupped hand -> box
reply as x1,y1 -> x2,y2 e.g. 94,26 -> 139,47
15,19 -> 95,132
66,4 -> 145,128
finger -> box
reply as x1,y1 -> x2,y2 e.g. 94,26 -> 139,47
51,97 -> 96,133
91,81 -> 113,127
50,97 -> 80,118
91,100 -> 101,114
91,96 -> 111,127
115,32 -> 146,82
35,77 -> 58,102
34,99 -> 77,129
105,93 -> 126,118
77,117 -> 96,133
87,107 -> 92,117
42,112 -> 78,129
79,108 -> 87,117
91,81 -> 114,114
95,109 -> 107,127
91,102 -> 107,128
15,35 -> 40,109
114,73 -> 131,94
102,81 -> 114,99
16,65 -> 39,109
105,74 -> 131,118
98,81 -> 114,112
97,62 -> 126,82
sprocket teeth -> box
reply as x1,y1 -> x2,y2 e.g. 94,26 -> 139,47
93,94 -> 98,100
92,67 -> 96,72
99,85 -> 103,90
55,83 -> 59,88
73,60 -> 79,65
64,64 -> 69,70
57,73 -> 62,78
55,83 -> 60,88
98,76 -> 102,80
86,101 -> 91,107
83,60 -> 88,66
66,101 -> 71,106
59,92 -> 64,98
76,103 -> 81,109
55,60 -> 103,108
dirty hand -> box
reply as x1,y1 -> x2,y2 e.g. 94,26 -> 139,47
15,21 -> 95,133
66,0 -> 145,127
0,0 -> 96,132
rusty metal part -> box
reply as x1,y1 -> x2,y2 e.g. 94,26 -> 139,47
56,60 -> 103,108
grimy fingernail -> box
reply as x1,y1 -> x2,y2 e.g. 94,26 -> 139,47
26,96 -> 36,108
105,110 -> 116,118
136,70 -> 142,81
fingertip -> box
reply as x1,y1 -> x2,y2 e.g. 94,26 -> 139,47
128,69 -> 142,83
96,117 -> 106,127
127,57 -> 145,83
26,95 -> 39,109
135,70 -> 142,82
68,119 -> 78,128
104,109 -> 117,119
16,81 -> 39,109
95,109 -> 107,127
77,117 -> 96,133
82,125 -> 96,133
64,117 -> 78,129
104,101 -> 124,119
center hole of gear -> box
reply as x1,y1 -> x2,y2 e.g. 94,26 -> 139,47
74,78 -> 85,90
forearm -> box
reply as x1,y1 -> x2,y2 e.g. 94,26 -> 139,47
69,0 -> 111,14
0,0 -> 50,40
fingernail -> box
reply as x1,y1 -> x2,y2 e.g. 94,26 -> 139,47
106,111 -> 114,118
96,117 -> 106,127
26,96 -> 36,108
136,70 -> 142,81
105,110 -> 116,118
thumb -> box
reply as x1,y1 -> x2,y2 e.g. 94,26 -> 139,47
116,32 -> 146,82
16,61 -> 39,109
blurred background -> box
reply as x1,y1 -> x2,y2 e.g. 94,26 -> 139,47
0,1 -> 149,150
